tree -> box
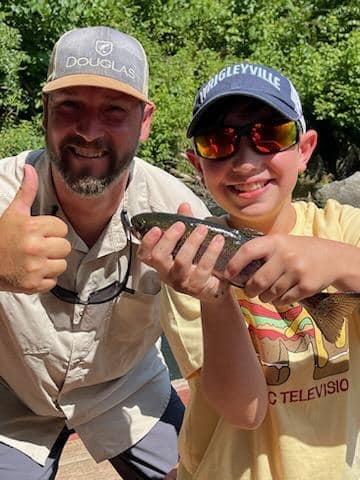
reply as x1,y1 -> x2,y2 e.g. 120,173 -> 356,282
0,0 -> 358,182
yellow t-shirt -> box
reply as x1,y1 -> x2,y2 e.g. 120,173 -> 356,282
163,200 -> 360,480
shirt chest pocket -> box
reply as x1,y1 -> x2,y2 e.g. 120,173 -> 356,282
3,294 -> 55,355
107,286 -> 162,343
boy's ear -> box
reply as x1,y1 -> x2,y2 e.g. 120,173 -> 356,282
298,129 -> 318,173
185,148 -> 202,173
186,148 -> 205,186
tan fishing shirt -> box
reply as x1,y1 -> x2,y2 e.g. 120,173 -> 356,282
0,150 -> 208,465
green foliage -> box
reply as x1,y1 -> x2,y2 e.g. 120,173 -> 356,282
0,0 -> 359,180
139,43 -> 225,170
233,0 -> 360,178
0,117 -> 43,158
0,16 -> 28,123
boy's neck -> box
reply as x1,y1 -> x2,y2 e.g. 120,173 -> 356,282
226,203 -> 297,234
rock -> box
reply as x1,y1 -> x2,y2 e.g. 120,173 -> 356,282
314,172 -> 360,207
173,170 -> 225,215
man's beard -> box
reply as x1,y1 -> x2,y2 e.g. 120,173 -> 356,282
46,134 -> 138,197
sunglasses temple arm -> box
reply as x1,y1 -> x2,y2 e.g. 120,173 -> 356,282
120,209 -> 136,295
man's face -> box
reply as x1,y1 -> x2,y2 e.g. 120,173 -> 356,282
44,86 -> 147,196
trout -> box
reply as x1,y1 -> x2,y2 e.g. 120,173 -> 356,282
130,212 -> 360,343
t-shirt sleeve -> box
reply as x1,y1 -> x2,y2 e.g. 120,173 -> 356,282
324,199 -> 360,246
337,204 -> 360,246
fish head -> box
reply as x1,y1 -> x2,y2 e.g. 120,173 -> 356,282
130,213 -> 153,239
131,212 -> 180,240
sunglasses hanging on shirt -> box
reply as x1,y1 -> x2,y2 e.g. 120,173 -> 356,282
51,210 -> 135,305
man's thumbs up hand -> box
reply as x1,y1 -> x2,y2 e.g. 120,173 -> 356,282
0,165 -> 71,293
11,163 -> 39,215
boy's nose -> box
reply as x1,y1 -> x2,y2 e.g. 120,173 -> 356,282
229,137 -> 264,174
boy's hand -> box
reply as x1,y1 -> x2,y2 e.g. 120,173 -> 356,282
164,464 -> 178,479
137,203 -> 230,302
0,165 -> 71,293
225,234 -> 351,304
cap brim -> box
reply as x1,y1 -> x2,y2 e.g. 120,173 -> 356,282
187,90 -> 300,137
42,74 -> 151,104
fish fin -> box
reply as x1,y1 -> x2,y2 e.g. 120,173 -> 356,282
301,292 -> 360,343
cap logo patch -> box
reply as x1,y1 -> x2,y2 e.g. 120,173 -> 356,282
199,64 -> 281,104
95,40 -> 113,56
187,61 -> 306,137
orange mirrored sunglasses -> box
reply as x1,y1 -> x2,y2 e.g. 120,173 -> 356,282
193,120 -> 299,160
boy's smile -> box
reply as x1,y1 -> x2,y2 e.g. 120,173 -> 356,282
228,179 -> 272,198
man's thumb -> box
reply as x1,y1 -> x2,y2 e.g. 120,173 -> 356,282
11,164 -> 39,215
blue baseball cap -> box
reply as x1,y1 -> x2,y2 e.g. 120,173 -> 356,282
187,63 -> 306,137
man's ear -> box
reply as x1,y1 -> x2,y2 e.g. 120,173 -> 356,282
42,94 -> 48,131
298,129 -> 318,173
139,102 -> 155,142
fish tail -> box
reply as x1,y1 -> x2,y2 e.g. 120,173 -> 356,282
301,292 -> 360,343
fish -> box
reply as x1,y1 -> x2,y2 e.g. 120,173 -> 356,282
130,211 -> 360,343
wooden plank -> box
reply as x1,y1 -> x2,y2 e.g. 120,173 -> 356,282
56,380 -> 189,478
56,437 -> 119,480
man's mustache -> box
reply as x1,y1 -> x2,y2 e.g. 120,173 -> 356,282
61,136 -> 109,151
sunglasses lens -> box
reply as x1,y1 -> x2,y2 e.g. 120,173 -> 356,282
251,121 -> 298,153
194,121 -> 298,159
195,128 -> 238,160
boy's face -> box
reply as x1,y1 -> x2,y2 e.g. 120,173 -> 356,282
190,98 -> 317,232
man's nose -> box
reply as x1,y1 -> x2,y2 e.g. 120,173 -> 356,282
74,114 -> 105,142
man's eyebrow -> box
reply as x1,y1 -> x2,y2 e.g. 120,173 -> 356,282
48,90 -> 134,104
48,91 -> 77,102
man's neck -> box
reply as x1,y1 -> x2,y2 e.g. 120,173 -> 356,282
51,166 -> 129,248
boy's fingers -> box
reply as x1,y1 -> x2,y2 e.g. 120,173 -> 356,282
244,257 -> 284,298
256,273 -> 296,303
138,222 -> 186,273
137,227 -> 163,260
177,203 -> 193,217
191,234 -> 225,286
175,225 -> 208,264
225,236 -> 269,280
170,225 -> 209,282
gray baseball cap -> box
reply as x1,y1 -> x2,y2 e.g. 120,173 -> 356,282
43,26 -> 151,103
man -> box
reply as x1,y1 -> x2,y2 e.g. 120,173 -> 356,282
0,26 -> 208,479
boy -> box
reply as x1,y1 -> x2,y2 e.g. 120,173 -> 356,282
138,63 -> 360,479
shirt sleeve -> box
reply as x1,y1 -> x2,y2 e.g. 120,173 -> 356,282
160,285 -> 203,379
317,199 -> 360,246
335,201 -> 360,246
